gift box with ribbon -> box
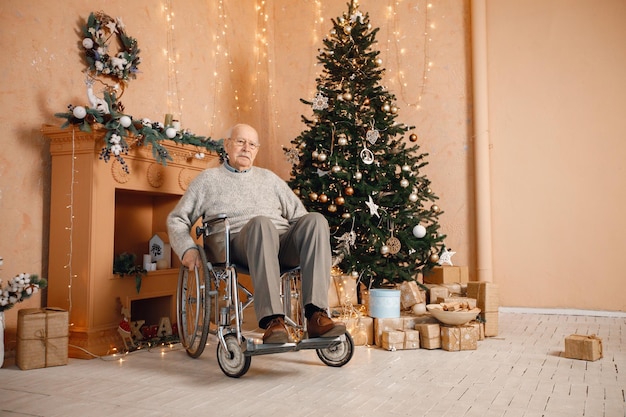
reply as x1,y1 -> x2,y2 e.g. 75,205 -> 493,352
16,307 -> 69,370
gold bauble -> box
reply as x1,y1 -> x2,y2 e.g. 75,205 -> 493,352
318,152 -> 327,162
382,103 -> 391,112
343,26 -> 352,34
409,133 -> 418,142
335,196 -> 345,205
342,212 -> 351,219
376,58 -> 383,65
430,254 -> 440,263
327,204 -> 338,213
309,192 -> 318,202
293,188 -> 301,196
432,205 -> 440,213
345,186 -> 354,196
391,106 -> 398,114
318,194 -> 328,203
363,98 -> 370,106
343,92 -> 353,101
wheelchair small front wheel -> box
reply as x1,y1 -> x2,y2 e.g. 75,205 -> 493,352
217,334 -> 251,378
316,331 -> 354,367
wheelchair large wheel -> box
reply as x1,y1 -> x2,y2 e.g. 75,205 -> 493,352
316,331 -> 354,367
216,333 -> 251,378
176,246 -> 211,358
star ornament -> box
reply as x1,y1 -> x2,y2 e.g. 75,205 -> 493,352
365,195 -> 380,217
437,248 -> 456,266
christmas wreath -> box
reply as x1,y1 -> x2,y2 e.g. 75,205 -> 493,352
81,11 -> 140,85
55,11 -> 225,172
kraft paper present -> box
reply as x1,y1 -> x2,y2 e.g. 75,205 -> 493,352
440,324 -> 478,352
17,308 -> 69,370
564,334 -> 603,361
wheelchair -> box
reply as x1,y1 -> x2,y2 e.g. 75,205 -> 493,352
176,214 -> 354,378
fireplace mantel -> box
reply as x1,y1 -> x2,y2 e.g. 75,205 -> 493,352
43,125 -> 219,358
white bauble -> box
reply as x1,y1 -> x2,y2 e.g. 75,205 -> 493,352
72,106 -> 87,119
119,115 -> 132,128
82,38 -> 94,49
354,171 -> 363,180
400,178 -> 409,188
165,127 -> 177,138
412,303 -> 427,315
409,193 -> 418,202
413,224 -> 427,238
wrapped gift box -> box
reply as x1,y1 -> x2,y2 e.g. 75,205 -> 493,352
440,324 -> 478,351
17,308 -> 69,370
334,315 -> 373,346
466,282 -> 499,312
468,320 -> 485,341
426,285 -> 450,304
399,281 -> 425,309
564,334 -> 603,361
415,323 -> 441,349
374,314 -> 437,346
404,329 -> 420,350
424,266 -> 469,284
382,330 -> 405,351
482,311 -> 498,337
332,275 -> 358,307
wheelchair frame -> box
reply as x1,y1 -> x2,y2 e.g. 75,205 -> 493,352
176,214 -> 354,378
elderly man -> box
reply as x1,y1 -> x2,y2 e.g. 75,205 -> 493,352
167,123 -> 345,343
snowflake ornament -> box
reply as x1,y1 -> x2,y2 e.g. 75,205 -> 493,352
312,92 -> 329,111
350,11 -> 364,24
283,147 -> 300,165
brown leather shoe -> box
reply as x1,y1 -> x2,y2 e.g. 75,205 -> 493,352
307,310 -> 346,338
262,317 -> 290,344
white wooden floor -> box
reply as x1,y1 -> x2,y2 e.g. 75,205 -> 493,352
1,311 -> 624,417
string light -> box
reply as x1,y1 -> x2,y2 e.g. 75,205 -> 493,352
163,1 -> 183,121
386,0 -> 434,110
63,128 -> 78,323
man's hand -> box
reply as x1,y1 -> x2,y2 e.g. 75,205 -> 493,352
181,247 -> 202,270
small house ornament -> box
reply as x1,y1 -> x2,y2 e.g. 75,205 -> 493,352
149,232 -> 171,269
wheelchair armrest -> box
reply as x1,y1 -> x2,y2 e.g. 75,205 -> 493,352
196,213 -> 229,238
204,213 -> 228,225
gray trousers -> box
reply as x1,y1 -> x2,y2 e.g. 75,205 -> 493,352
230,213 -> 331,324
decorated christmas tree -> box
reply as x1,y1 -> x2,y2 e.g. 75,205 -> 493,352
285,0 -> 447,288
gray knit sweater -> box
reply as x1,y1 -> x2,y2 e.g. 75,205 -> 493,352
167,163 -> 308,259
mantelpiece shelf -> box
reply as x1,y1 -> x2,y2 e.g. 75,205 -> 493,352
43,124 -> 218,358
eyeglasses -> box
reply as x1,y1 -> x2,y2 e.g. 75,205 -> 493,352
230,137 -> 260,150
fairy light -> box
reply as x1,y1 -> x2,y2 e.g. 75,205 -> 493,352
163,1 -> 183,120
388,0 -> 434,110
62,128 -> 78,324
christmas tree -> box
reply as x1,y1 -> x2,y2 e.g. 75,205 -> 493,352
285,0 -> 447,288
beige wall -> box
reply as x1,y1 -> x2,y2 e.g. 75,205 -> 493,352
486,0 -> 626,311
0,0 -> 623,341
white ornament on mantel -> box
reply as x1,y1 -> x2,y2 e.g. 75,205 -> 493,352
437,248 -> 456,266
85,76 -> 110,114
149,233 -> 171,269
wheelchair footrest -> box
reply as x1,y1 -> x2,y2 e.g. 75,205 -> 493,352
295,336 -> 344,350
243,339 -> 297,356
243,336 -> 343,356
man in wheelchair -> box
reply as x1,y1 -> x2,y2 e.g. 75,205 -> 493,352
167,123 -> 346,344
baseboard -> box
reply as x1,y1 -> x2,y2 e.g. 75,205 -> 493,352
499,306 -> 626,318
